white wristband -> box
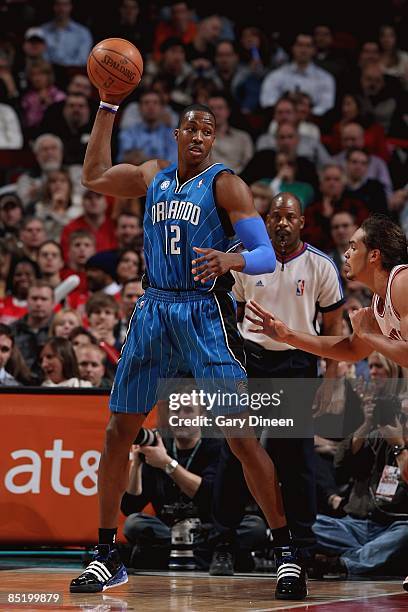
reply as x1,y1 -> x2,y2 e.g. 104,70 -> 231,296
99,101 -> 119,113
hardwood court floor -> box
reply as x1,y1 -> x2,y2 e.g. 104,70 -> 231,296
1,568 -> 408,611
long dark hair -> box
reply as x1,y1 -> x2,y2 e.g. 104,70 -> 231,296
41,337 -> 80,380
0,323 -> 36,385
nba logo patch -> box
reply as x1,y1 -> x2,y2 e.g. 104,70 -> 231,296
160,180 -> 170,190
296,280 -> 305,296
197,179 -> 204,188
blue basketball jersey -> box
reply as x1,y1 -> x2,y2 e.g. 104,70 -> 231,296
143,162 -> 235,291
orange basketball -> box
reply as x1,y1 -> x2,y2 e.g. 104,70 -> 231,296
87,38 -> 143,96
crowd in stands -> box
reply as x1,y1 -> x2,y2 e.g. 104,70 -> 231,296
0,0 -> 407,577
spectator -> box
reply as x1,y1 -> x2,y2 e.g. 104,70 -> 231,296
11,280 -> 55,377
185,15 -> 222,66
15,28 -> 48,92
149,38 -> 195,109
62,229 -> 96,312
0,102 -> 23,149
260,33 -> 335,116
327,211 -> 358,275
0,50 -> 19,105
15,133 -> 64,207
38,240 -> 64,289
0,258 -> 39,325
153,1 -> 197,60
333,122 -> 393,199
0,323 -> 34,386
312,386 -> 408,577
116,250 -> 143,286
241,122 -> 319,191
69,325 -> 98,352
249,181 -> 274,220
378,24 -> 408,90
121,393 -> 265,570
0,194 -> 24,240
85,292 -> 121,351
21,61 -> 65,132
212,40 -> 254,111
40,336 -> 92,387
358,62 -> 407,137
269,152 -> 314,209
106,0 -> 152,54
120,76 -> 179,130
85,253 -> 121,299
77,344 -> 111,388
64,229 -> 96,273
40,93 -> 93,165
302,165 -> 368,253
343,148 -> 388,214
30,169 -> 80,241
61,191 -> 116,260
117,277 -> 144,344
49,308 -> 81,338
117,91 -> 177,164
290,92 -> 322,141
115,212 -> 143,251
207,94 -> 253,173
313,24 -> 348,81
19,217 -> 47,262
328,94 -> 389,161
256,97 -> 331,168
40,0 -> 93,67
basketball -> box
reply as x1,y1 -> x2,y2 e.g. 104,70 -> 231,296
87,38 -> 143,96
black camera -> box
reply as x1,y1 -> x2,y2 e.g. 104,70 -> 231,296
372,396 -> 402,427
133,427 -> 158,447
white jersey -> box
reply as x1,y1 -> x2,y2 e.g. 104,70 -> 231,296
372,264 -> 408,341
233,243 -> 344,351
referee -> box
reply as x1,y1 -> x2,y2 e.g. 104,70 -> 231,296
211,193 -> 344,593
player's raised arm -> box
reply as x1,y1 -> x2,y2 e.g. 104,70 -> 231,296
246,300 -> 372,363
82,88 -> 170,198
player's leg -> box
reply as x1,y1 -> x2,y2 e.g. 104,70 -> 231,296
70,294 -> 168,593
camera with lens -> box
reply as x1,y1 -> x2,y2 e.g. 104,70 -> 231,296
161,502 -> 201,570
133,427 -> 158,447
372,396 -> 402,427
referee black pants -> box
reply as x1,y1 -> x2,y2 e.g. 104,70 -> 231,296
213,341 -> 317,553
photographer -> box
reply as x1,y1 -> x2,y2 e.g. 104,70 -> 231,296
120,397 -> 267,570
312,387 -> 408,577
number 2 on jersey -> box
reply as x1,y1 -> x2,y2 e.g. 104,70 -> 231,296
165,224 -> 181,255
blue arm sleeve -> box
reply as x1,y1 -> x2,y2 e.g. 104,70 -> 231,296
233,217 -> 276,274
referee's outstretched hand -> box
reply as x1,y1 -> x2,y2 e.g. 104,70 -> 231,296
246,300 -> 290,342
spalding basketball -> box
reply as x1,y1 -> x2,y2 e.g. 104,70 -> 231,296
87,38 -> 143,96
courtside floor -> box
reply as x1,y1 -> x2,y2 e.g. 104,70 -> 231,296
1,565 -> 407,611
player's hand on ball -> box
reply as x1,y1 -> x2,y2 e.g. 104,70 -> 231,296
192,247 -> 245,283
246,300 -> 290,342
349,307 -> 380,337
98,88 -> 126,106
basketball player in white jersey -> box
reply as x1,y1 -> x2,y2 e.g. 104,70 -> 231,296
246,213 -> 408,590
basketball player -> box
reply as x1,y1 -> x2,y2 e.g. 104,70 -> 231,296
246,214 -> 408,591
70,91 -> 292,595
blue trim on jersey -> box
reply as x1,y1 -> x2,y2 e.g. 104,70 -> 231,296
306,244 -> 345,299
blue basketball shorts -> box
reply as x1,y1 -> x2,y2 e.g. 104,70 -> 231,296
109,287 -> 247,414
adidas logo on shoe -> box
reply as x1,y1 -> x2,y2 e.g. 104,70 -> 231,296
70,545 -> 128,593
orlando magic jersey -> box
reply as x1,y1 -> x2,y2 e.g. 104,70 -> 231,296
143,163 -> 234,291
